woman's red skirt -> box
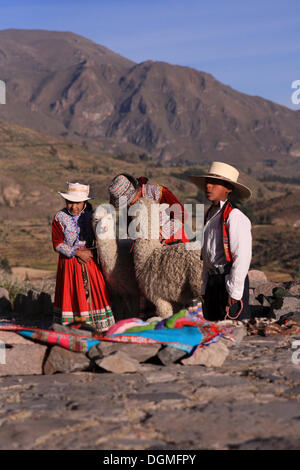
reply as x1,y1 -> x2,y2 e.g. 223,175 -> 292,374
53,254 -> 115,332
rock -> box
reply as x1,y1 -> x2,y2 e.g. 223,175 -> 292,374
13,293 -> 28,313
290,312 -> 300,323
38,292 -> 53,316
156,345 -> 187,365
256,294 -> 272,307
51,323 -> 93,337
248,270 -> 268,288
98,341 -> 161,363
0,331 -> 32,345
182,341 -> 229,367
43,346 -> 91,375
97,351 -> 140,373
0,340 -> 47,376
287,282 -> 300,296
13,291 -> 40,316
254,282 -> 282,298
13,290 -> 53,317
222,326 -> 247,346
0,287 -> 10,301
3,183 -> 21,207
0,287 -> 12,317
272,297 -> 300,320
249,289 -> 261,306
86,343 -> 103,361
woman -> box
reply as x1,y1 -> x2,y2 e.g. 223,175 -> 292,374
52,182 -> 115,331
108,173 -> 189,243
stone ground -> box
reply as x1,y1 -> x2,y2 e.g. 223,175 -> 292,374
0,334 -> 300,450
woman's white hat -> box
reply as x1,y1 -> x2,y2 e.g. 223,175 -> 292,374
189,161 -> 252,200
58,182 -> 93,202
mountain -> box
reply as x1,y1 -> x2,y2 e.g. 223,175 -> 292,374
2,117 -> 298,277
0,29 -> 300,176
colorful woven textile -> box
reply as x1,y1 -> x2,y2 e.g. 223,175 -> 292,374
0,304 -> 235,356
0,322 -> 101,354
103,304 -> 235,354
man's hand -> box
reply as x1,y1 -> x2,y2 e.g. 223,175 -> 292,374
227,295 -> 239,307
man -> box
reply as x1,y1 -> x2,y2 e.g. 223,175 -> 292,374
189,161 -> 252,321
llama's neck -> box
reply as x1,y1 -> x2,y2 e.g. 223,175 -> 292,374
96,237 -> 118,273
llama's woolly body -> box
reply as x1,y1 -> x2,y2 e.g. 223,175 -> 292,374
133,198 -> 203,318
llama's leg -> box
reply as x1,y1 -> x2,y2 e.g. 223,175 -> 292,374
155,298 -> 173,319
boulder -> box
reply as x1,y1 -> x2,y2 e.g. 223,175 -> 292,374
13,290 -> 53,317
223,326 -> 247,346
86,343 -> 103,361
0,287 -> 10,301
97,351 -> 140,373
0,331 -> 47,376
182,341 -> 229,367
287,282 -> 300,296
156,345 -> 187,365
13,293 -> 28,314
43,346 -> 91,375
272,297 -> 300,321
0,287 -> 12,316
249,289 -> 262,306
248,270 -> 268,288
0,331 -> 31,345
51,323 -> 93,337
37,292 -> 53,316
98,341 -> 161,363
256,294 -> 272,307
254,282 -> 283,298
3,183 -> 21,207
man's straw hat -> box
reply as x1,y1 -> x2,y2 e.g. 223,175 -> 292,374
58,182 -> 92,202
189,161 -> 252,200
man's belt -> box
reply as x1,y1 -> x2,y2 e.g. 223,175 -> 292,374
207,264 -> 232,275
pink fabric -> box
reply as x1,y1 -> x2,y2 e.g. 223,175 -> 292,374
106,318 -> 145,335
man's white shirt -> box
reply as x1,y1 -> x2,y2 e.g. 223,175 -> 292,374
201,199 -> 252,300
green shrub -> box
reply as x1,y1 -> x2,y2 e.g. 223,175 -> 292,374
0,258 -> 12,274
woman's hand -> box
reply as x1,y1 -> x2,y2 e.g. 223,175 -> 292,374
75,248 -> 93,264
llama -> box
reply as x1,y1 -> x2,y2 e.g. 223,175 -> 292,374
132,197 -> 203,318
93,205 -> 140,319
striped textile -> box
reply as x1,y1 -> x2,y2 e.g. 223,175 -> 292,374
0,305 -> 235,356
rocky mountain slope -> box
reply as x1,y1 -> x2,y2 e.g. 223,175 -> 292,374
0,118 -> 299,279
0,29 -> 300,175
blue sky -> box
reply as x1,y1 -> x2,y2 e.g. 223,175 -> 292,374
0,0 -> 299,108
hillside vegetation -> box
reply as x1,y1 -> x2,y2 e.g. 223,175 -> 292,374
0,119 -> 299,281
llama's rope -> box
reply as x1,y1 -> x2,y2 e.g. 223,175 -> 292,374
225,300 -> 244,320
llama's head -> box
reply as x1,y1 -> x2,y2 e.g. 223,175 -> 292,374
94,205 -> 116,240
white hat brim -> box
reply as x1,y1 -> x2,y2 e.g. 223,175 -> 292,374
189,174 -> 252,200
58,192 -> 93,202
